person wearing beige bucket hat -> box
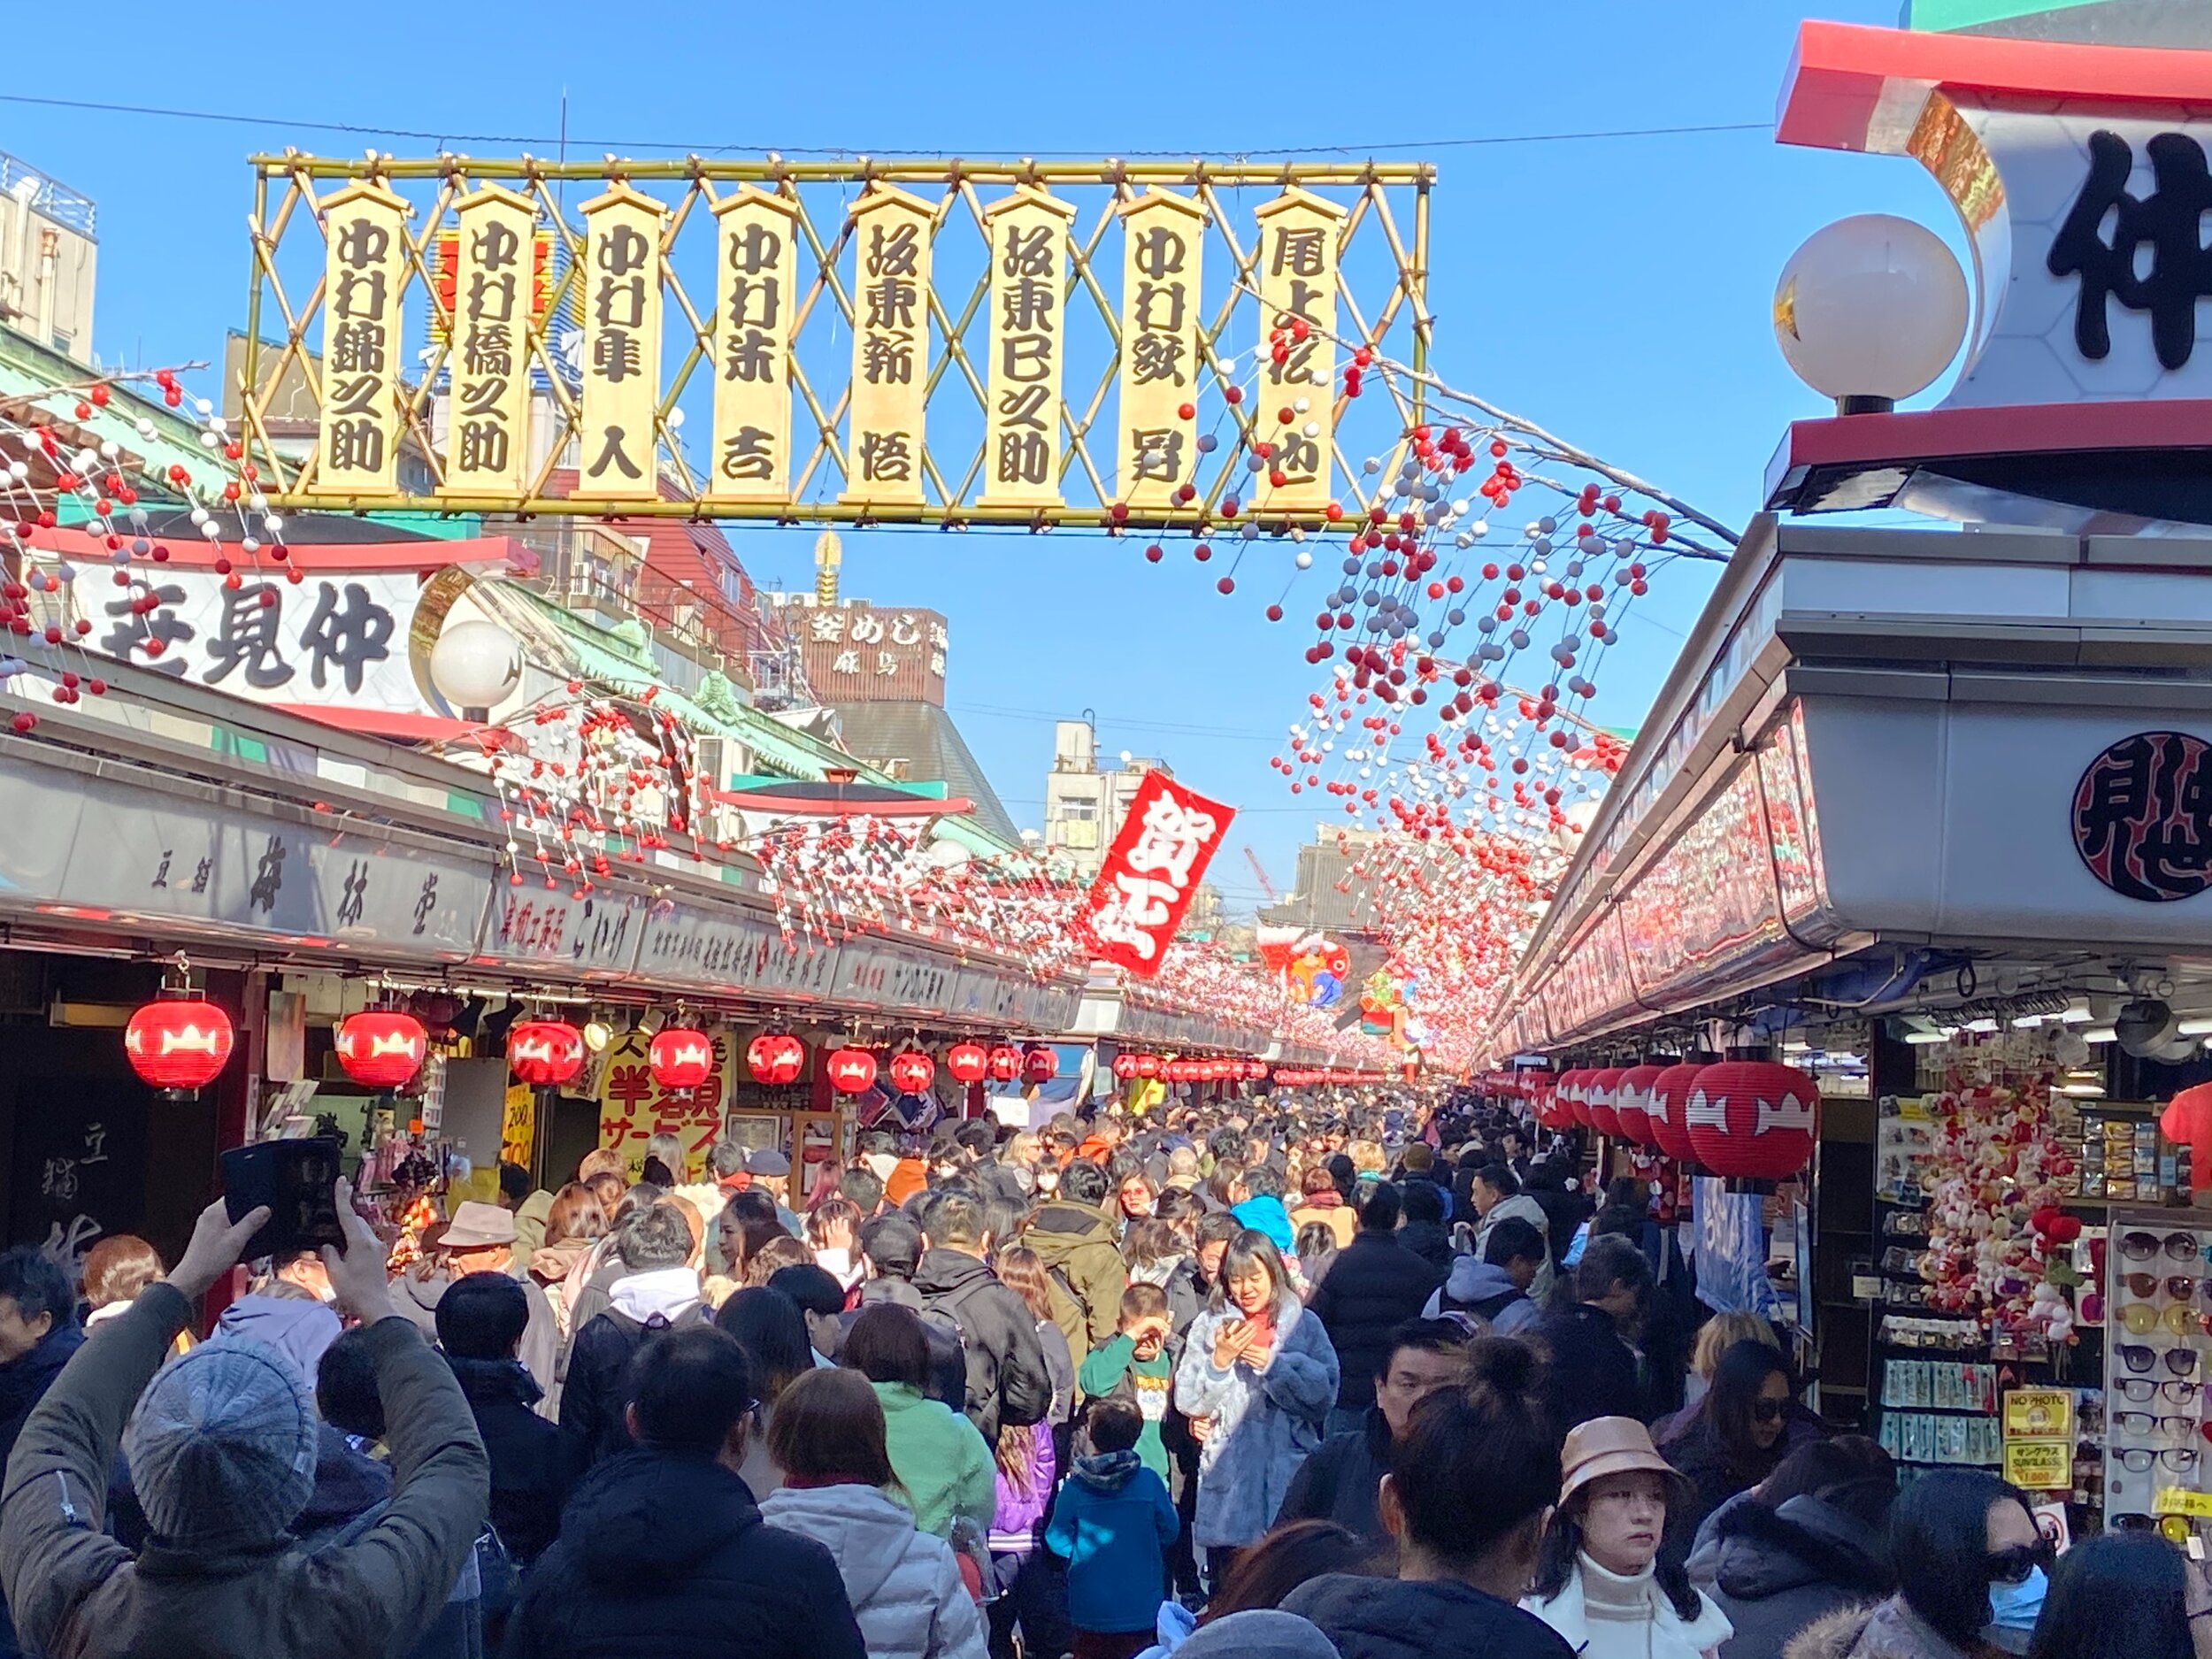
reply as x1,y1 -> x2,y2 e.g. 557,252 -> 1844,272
1525,1417 -> 1735,1659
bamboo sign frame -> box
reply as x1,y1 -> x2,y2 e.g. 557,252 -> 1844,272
240,154 -> 1434,528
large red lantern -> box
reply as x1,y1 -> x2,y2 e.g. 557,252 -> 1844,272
126,995 -> 235,1093
986,1044 -> 1024,1083
1555,1069 -> 1589,1126
334,1010 -> 427,1089
826,1047 -> 879,1094
1615,1064 -> 1665,1148
1649,1062 -> 1705,1164
1111,1053 -> 1140,1080
889,1049 -> 936,1095
1022,1046 -> 1057,1085
746,1033 -> 806,1086
1686,1061 -> 1819,1181
1585,1067 -> 1626,1136
1134,1053 -> 1162,1079
649,1026 -> 715,1092
945,1041 -> 989,1085
509,1019 -> 586,1087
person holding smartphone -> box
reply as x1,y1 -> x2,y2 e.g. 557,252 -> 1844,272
0,1181 -> 489,1659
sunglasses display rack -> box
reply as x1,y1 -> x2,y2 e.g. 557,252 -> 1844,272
2101,1210 -> 2212,1540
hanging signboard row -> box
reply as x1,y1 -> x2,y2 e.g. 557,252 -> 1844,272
241,157 -> 1432,527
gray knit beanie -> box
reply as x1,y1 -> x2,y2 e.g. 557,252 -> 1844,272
123,1336 -> 319,1549
1178,1611 -> 1344,1659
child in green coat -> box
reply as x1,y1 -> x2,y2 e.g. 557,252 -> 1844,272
1076,1283 -> 1175,1484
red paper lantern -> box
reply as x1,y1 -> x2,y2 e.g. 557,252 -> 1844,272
334,1010 -> 427,1089
126,996 -> 234,1093
649,1026 -> 715,1092
1585,1067 -> 1626,1136
1649,1063 -> 1705,1164
889,1049 -> 936,1094
1615,1064 -> 1666,1148
509,1020 -> 586,1087
746,1033 -> 806,1086
986,1044 -> 1024,1082
1111,1053 -> 1140,1079
946,1041 -> 989,1085
1555,1069 -> 1589,1126
1022,1046 -> 1057,1085
826,1047 -> 879,1094
1248,1061 -> 1271,1081
1134,1054 -> 1162,1079
1686,1061 -> 1819,1181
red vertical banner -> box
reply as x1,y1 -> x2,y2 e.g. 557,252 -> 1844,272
1079,772 -> 1235,977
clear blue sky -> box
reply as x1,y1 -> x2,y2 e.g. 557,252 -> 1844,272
31,0 -> 1957,912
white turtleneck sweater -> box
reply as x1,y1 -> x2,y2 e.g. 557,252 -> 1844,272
1525,1551 -> 1735,1659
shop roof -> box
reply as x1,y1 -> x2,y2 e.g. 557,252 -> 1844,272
823,701 -> 1025,844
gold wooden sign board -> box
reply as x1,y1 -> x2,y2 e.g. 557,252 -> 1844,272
240,156 -> 1433,528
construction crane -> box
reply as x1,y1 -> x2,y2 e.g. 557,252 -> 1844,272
1243,846 -> 1278,901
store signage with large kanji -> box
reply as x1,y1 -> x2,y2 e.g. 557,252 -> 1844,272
1079,772 -> 1233,977
597,1026 -> 734,1180
2072,730 -> 2212,903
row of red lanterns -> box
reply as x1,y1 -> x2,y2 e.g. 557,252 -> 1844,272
127,997 -> 434,1094
1110,1054 -> 1271,1083
1527,1060 -> 1818,1182
1274,1067 -> 1390,1086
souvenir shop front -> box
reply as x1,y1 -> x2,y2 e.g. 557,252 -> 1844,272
1492,512 -> 2212,1543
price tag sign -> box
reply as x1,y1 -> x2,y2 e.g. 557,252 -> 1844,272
2002,1439 -> 2071,1492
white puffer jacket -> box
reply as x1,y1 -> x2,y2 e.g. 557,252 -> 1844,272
759,1483 -> 987,1659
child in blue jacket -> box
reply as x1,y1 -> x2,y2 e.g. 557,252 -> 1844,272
1045,1397 -> 1179,1656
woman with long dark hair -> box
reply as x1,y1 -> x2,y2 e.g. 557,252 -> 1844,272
1281,1339 -> 1576,1659
715,1286 -> 813,1501
2024,1532 -> 2193,1659
1786,1471 -> 2045,1659
761,1368 -> 988,1659
1660,1340 -> 1800,1540
1172,1230 -> 1340,1586
1525,1417 -> 1732,1659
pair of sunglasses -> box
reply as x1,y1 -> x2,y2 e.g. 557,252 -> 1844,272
2119,1345 -> 2200,1377
2122,1231 -> 2206,1263
2121,1304 -> 2207,1337
2118,1379 -> 2200,1405
1985,1540 -> 2057,1584
2117,1447 -> 2200,1473
2113,1412 -> 2195,1437
2123,1273 -> 2208,1300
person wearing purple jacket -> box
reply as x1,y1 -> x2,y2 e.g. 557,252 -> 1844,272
987,1418 -> 1071,1659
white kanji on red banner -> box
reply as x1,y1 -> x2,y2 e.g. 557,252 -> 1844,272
1079,772 -> 1234,977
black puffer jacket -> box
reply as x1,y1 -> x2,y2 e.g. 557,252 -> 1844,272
1709,1495 -> 1893,1659
501,1448 -> 865,1659
449,1355 -> 572,1566
1306,1232 -> 1443,1412
910,1248 -> 1052,1442
1285,1573 -> 1576,1659
1273,1408 -> 1391,1544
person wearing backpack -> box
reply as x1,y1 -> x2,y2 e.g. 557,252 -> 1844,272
1275,1317 -> 1472,1546
911,1188 -> 1052,1444
1025,1161 -> 1129,1369
559,1203 -> 708,1470
1420,1218 -> 1545,1338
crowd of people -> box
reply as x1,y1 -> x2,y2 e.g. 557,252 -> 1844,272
0,1093 -> 2200,1659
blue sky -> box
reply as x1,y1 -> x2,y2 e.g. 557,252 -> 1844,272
31,0 -> 1959,911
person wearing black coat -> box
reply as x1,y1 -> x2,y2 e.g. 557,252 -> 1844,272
911,1192 -> 1052,1444
1707,1492 -> 1894,1659
1305,1184 -> 1444,1428
1532,1235 -> 1649,1432
1274,1406 -> 1390,1541
503,1325 -> 864,1659
1395,1179 -> 1455,1276
437,1274 -> 575,1566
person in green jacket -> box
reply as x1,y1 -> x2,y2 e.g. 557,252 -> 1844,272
841,1302 -> 995,1539
1076,1282 -> 1176,1484
0,1181 -> 489,1659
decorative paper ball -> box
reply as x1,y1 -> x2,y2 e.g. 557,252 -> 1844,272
986,1044 -> 1024,1083
746,1033 -> 805,1086
1614,1064 -> 1666,1148
509,1020 -> 586,1087
945,1042 -> 989,1085
1648,1062 -> 1706,1164
649,1026 -> 715,1092
888,1049 -> 935,1095
1686,1060 -> 1819,1181
126,996 -> 235,1092
1585,1067 -> 1627,1137
334,1010 -> 427,1089
826,1047 -> 879,1094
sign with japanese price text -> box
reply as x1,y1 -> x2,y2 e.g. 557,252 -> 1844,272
1079,771 -> 1234,977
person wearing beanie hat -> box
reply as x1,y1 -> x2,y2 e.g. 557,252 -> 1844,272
0,1180 -> 489,1659
1174,1609 -> 1344,1659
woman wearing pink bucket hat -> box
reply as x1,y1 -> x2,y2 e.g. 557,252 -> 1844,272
1525,1416 -> 1734,1659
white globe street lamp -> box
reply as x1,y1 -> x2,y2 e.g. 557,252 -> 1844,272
429,618 -> 523,719
1774,215 -> 1970,413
